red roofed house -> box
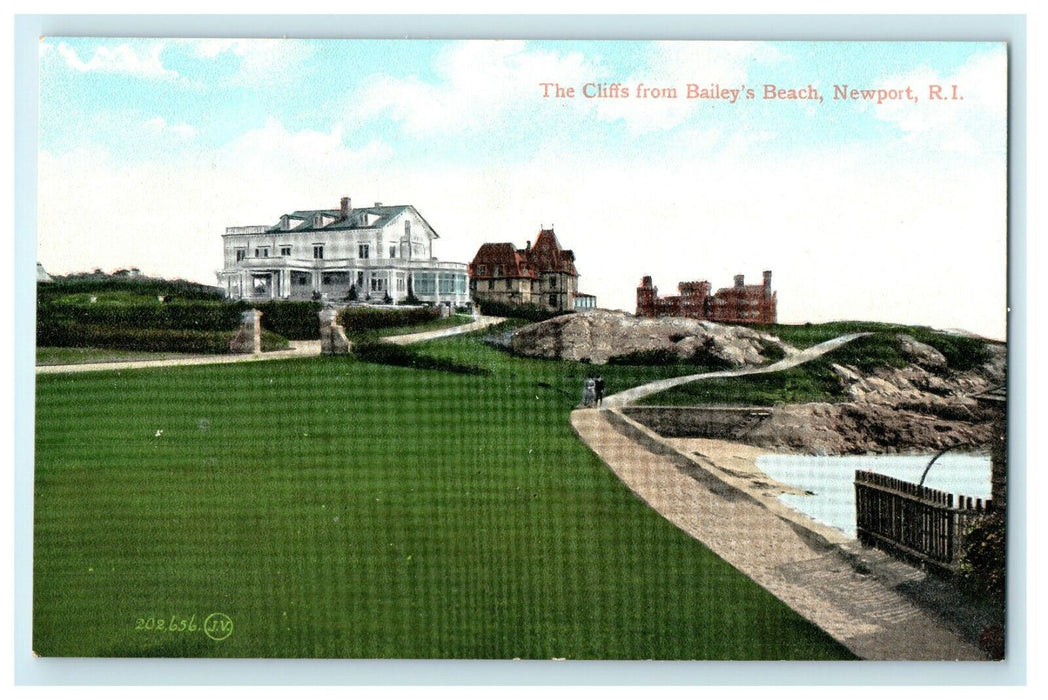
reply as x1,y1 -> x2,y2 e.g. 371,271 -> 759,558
636,271 -> 777,324
469,228 -> 584,313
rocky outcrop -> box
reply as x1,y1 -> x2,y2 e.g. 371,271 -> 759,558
509,309 -> 793,366
744,343 -> 1005,454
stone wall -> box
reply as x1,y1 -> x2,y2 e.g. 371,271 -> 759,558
622,406 -> 773,440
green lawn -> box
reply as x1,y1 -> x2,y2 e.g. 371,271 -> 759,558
36,346 -> 201,366
34,332 -> 855,659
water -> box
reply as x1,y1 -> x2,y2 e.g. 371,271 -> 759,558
755,453 -> 992,539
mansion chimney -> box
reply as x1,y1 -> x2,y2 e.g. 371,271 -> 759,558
734,274 -> 745,288
341,197 -> 352,219
763,270 -> 773,300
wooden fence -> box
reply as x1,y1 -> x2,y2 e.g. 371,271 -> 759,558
854,470 -> 993,574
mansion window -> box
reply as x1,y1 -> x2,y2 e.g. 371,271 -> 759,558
280,246 -> 292,257
255,247 -> 270,258
548,276 -> 557,290
313,245 -> 324,260
389,246 -> 397,259
358,244 -> 370,259
370,276 -> 387,292
477,264 -> 487,276
291,271 -> 310,287
505,279 -> 512,290
488,280 -> 495,290
235,249 -> 246,262
549,294 -> 557,307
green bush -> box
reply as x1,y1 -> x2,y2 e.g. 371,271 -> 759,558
607,348 -> 680,366
39,274 -> 224,300
40,299 -> 243,332
958,510 -> 1006,603
476,299 -> 572,323
337,306 -> 440,333
36,321 -> 289,355
252,301 -> 323,340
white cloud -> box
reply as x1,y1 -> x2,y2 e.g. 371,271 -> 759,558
186,38 -> 313,86
356,41 -> 783,137
143,116 -> 197,140
591,42 -> 784,134
357,40 -> 595,136
873,47 -> 1007,155
55,41 -> 177,79
37,119 -> 392,286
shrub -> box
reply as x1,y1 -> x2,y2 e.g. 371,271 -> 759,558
607,348 -> 679,366
958,510 -> 1006,603
251,301 -> 323,340
911,331 -> 993,372
687,340 -> 737,371
337,306 -> 440,333
759,340 -> 787,363
476,299 -> 572,323
40,274 -> 224,300
36,321 -> 289,355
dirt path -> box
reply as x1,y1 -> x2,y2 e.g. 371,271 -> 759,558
602,332 -> 868,408
35,315 -> 506,375
571,407 -> 986,660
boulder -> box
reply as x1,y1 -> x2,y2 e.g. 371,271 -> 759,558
508,310 -> 793,366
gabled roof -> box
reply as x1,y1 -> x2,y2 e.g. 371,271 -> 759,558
266,204 -> 439,238
469,242 -> 537,279
528,228 -> 578,276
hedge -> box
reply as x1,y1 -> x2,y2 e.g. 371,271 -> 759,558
39,275 -> 224,300
39,298 -> 323,340
476,299 -> 573,323
337,306 -> 440,333
37,321 -> 289,354
250,301 -> 323,340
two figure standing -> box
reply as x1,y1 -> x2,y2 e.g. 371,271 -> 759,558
581,375 -> 605,408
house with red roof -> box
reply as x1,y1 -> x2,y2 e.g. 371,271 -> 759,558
468,228 -> 592,313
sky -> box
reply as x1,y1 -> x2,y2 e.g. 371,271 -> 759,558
37,38 -> 1008,339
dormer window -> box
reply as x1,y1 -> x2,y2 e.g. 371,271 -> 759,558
280,215 -> 291,230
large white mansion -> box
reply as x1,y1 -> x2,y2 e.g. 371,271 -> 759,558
217,196 -> 471,307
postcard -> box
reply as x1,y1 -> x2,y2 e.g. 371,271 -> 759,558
32,37 -> 1009,665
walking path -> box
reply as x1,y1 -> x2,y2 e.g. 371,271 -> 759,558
35,315 -> 505,375
573,333 -> 990,660
602,332 -> 867,408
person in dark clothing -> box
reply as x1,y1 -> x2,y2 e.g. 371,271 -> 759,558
594,375 -> 605,407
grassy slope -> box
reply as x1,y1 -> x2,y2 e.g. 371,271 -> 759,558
34,333 -> 854,659
639,328 -> 995,407
36,347 -> 200,366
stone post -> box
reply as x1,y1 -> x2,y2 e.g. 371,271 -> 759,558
319,307 -> 351,355
229,309 -> 263,354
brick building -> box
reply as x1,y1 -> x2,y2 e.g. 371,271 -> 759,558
469,228 -> 590,313
636,271 -> 777,324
